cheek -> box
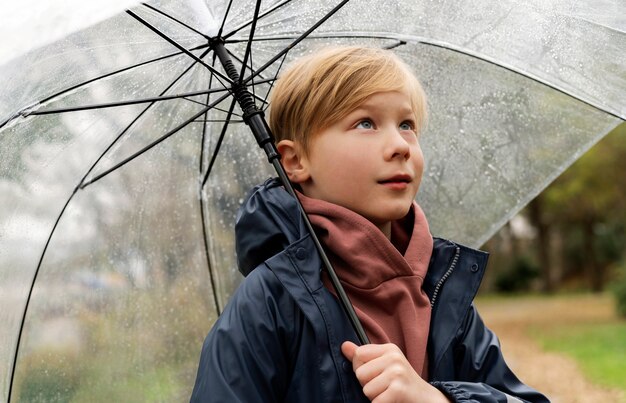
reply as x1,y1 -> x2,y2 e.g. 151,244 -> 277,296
412,146 -> 424,173
325,147 -> 364,169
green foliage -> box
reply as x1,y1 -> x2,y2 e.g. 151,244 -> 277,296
494,255 -> 539,292
14,282 -> 213,402
528,122 -> 626,291
543,123 -> 626,224
596,223 -> 626,265
69,366 -> 181,403
531,322 -> 626,391
15,350 -> 83,402
612,261 -> 626,318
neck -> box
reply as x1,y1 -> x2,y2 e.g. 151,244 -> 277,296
376,221 -> 392,239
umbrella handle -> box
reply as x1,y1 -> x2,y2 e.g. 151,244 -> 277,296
213,40 -> 369,345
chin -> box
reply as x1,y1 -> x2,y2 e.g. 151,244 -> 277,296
380,205 -> 413,222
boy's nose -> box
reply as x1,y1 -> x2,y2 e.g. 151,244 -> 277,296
384,129 -> 411,161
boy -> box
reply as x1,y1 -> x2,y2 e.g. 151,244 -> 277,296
191,46 -> 548,402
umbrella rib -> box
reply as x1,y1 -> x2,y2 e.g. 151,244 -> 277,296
26,88 -> 230,115
238,0 -> 263,82
196,50 -> 237,324
226,33 -> 405,44
250,50 -> 257,102
261,52 -> 289,113
193,118 -> 244,123
0,46 -> 211,130
188,100 -> 243,117
198,182 -> 223,315
384,40 -> 406,50
141,2 -> 210,39
242,0 -> 350,84
227,47 -> 268,81
183,95 -> 232,108
222,0 -> 293,41
201,97 -> 238,187
7,188 -> 79,402
221,0 -> 264,112
217,0 -> 236,38
198,54 -> 223,316
126,10 -> 233,85
198,105 -> 242,117
200,52 -> 218,176
198,53 -> 222,316
38,46 -> 208,105
80,95 -> 228,189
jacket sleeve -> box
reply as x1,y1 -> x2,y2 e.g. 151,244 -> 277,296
190,267 -> 296,403
431,304 -> 550,403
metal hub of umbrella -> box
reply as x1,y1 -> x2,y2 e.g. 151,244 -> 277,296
1,0 -> 624,401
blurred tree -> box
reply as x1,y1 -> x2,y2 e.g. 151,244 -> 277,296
528,195 -> 553,292
613,259 -> 626,318
532,123 -> 626,292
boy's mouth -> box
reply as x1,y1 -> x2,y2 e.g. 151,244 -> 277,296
378,174 -> 412,185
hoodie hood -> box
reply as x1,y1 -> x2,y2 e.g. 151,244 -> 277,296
235,178 -> 308,276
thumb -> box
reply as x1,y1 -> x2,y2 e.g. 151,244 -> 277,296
341,341 -> 358,362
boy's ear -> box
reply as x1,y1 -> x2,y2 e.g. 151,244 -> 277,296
277,139 -> 310,184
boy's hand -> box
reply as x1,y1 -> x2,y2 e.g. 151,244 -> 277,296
341,342 -> 451,403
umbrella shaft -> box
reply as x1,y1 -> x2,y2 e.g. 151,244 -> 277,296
213,40 -> 369,345
213,41 -> 255,114
213,41 -> 278,161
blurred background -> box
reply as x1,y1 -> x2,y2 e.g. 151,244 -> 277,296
1,2 -> 624,402
477,122 -> 626,402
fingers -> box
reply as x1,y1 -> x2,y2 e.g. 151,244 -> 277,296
353,346 -> 404,383
341,342 -> 407,386
343,342 -> 402,366
361,366 -> 394,398
341,342 -> 433,402
341,341 -> 358,362
341,341 -> 405,369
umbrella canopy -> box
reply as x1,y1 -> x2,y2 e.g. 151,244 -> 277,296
0,0 -> 141,63
1,0 -> 625,400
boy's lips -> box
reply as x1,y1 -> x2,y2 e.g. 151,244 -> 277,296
378,174 -> 412,188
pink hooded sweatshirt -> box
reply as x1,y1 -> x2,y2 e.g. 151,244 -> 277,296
299,193 -> 434,377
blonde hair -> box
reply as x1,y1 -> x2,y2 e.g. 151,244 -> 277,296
268,46 -> 427,154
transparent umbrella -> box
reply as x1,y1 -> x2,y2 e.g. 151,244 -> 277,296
1,0 -> 625,401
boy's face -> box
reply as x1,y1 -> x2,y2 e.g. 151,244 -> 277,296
282,91 -> 424,237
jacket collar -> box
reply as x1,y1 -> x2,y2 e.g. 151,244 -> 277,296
235,178 -> 306,276
424,238 -> 489,369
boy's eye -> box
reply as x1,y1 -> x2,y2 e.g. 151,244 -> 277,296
356,120 -> 373,129
399,121 -> 414,131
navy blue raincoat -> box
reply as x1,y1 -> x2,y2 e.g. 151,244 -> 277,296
191,178 -> 549,403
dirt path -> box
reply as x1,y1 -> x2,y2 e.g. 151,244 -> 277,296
476,294 -> 625,403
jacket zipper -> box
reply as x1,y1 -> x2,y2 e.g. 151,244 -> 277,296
430,246 -> 460,307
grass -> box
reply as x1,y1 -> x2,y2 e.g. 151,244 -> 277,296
529,320 -> 626,391
476,292 -> 626,401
